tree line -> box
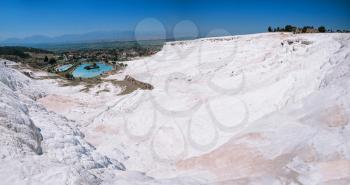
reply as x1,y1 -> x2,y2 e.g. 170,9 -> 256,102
268,25 -> 350,33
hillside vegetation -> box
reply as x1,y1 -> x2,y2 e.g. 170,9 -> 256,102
0,46 -> 52,58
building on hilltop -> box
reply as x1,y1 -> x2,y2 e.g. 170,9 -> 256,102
305,28 -> 319,33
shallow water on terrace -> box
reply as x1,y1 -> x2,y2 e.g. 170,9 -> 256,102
57,64 -> 73,72
72,63 -> 113,78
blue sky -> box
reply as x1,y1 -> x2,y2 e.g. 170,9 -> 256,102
0,0 -> 349,39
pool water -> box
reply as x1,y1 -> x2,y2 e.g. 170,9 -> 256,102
72,63 -> 113,78
57,64 -> 73,72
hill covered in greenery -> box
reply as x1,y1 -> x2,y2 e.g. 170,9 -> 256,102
0,46 -> 52,58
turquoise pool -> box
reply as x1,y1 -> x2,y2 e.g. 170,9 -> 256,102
57,64 -> 73,72
72,63 -> 113,78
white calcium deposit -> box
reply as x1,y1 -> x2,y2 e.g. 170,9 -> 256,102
1,32 -> 350,185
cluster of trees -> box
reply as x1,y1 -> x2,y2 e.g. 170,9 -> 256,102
44,56 -> 57,65
268,25 -> 328,33
268,25 -> 350,33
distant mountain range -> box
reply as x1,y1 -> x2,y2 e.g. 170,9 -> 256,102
0,30 -> 168,46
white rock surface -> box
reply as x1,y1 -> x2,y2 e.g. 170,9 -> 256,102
1,60 -> 197,185
1,32 -> 350,184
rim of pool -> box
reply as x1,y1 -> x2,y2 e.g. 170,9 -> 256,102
72,62 -> 113,78
57,64 -> 73,72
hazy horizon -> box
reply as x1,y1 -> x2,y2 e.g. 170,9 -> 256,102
1,0 -> 350,42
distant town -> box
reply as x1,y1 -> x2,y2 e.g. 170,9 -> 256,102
0,41 -> 163,74
61,45 -> 160,63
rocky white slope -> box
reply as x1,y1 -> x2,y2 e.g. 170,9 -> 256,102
1,32 -> 350,185
0,61 -> 199,185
